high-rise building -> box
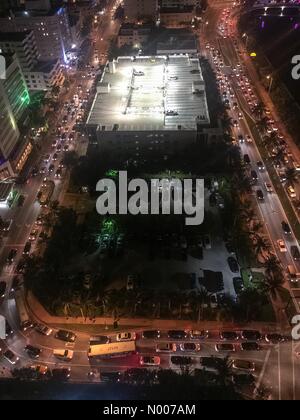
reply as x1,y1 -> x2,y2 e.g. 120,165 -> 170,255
0,53 -> 30,179
0,31 -> 64,91
161,0 -> 196,7
0,31 -> 39,72
25,0 -> 51,11
123,0 -> 158,22
0,7 -> 71,61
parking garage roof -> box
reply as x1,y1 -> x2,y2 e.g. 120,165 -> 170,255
86,55 -> 210,132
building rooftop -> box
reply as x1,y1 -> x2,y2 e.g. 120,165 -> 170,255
119,23 -> 152,35
0,31 -> 32,42
86,55 -> 210,132
1,7 -> 65,19
160,5 -> 194,13
32,59 -> 58,73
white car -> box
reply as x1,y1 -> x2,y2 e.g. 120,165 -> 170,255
287,186 -> 297,198
116,332 -> 136,342
53,349 -> 74,361
3,349 -> 19,365
277,239 -> 287,253
293,162 -> 300,172
264,182 -> 273,193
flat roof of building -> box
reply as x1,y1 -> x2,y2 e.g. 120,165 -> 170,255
86,55 -> 210,132
160,5 -> 194,13
0,31 -> 32,42
32,59 -> 58,73
2,7 -> 65,18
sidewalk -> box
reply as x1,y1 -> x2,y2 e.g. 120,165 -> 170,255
26,291 -> 284,333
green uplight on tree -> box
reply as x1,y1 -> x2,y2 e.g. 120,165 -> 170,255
105,169 -> 119,179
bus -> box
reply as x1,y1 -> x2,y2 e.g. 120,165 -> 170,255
38,180 -> 55,207
15,290 -> 33,331
88,341 -> 136,359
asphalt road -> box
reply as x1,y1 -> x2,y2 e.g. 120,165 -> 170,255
201,1 -> 300,399
0,0 -> 299,400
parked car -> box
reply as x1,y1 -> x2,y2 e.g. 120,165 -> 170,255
55,330 -> 76,343
156,343 -> 177,353
30,364 -> 48,375
240,342 -> 260,351
179,342 -> 201,352
215,343 -> 236,352
232,359 -> 255,372
220,331 -> 239,341
189,330 -> 209,340
142,330 -> 160,339
51,368 -> 71,381
167,330 -> 187,339
89,335 -> 110,345
241,330 -> 262,341
53,349 -> 74,361
233,277 -> 244,295
3,349 -> 19,364
25,345 -> 41,359
116,332 -> 136,342
171,356 -> 192,365
227,257 -> 239,273
35,324 -> 53,336
140,356 -> 160,366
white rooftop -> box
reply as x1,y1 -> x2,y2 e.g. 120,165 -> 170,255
86,55 -> 210,132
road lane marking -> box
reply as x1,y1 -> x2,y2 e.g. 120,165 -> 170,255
254,348 -> 271,396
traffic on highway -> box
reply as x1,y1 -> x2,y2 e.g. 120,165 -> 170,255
0,0 -> 300,401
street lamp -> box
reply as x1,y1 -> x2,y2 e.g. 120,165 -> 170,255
242,32 -> 249,49
266,74 -> 273,94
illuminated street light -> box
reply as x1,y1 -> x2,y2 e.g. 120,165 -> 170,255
266,74 -> 273,93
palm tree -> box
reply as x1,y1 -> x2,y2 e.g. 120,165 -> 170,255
264,273 -> 284,300
249,221 -> 264,237
264,255 -> 281,278
256,117 -> 269,134
214,356 -> 233,387
236,174 -> 251,194
195,288 -> 210,321
252,102 -> 265,119
285,168 -> 299,186
263,131 -> 278,146
254,235 -> 271,258
221,114 -> 233,133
